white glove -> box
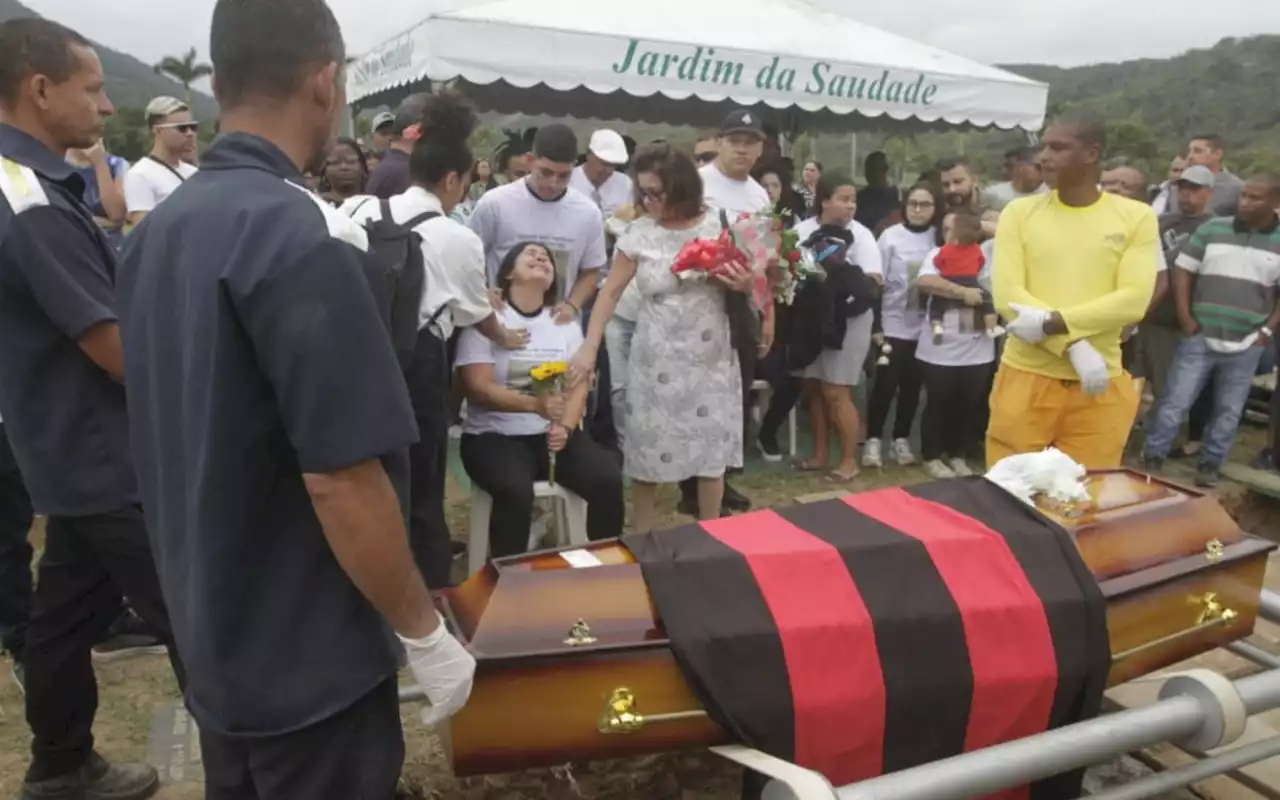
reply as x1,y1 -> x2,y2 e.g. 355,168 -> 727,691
1005,303 -> 1051,344
1067,341 -> 1110,396
400,614 -> 477,727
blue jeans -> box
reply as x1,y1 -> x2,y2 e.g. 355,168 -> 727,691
1144,334 -> 1264,468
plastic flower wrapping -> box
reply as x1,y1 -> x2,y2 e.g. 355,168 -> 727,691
771,247 -> 823,306
670,212 -> 778,313
769,222 -> 823,306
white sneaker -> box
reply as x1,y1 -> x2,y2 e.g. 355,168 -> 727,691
862,438 -> 883,468
892,438 -> 915,466
949,458 -> 974,477
924,459 -> 957,479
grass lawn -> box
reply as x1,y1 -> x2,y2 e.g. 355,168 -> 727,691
0,418 -> 1274,798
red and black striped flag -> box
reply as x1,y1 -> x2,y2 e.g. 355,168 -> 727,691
624,478 -> 1109,799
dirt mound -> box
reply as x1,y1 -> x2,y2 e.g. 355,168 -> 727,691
1221,488 -> 1280,543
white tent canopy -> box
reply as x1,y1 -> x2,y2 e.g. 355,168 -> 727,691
347,0 -> 1048,131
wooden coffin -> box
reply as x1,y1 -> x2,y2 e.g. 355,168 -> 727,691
440,470 -> 1275,777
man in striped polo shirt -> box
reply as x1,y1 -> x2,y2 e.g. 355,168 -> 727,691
1143,174 -> 1280,486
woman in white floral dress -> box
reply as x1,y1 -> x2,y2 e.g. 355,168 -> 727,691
574,144 -> 756,530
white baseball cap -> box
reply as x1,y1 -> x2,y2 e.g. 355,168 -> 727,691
588,129 -> 629,166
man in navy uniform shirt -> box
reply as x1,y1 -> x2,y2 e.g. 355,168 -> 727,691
117,1 -> 475,796
0,18 -> 181,800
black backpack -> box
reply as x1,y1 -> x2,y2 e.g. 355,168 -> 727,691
350,198 -> 436,373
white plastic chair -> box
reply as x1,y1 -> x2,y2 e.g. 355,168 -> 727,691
468,481 -> 589,575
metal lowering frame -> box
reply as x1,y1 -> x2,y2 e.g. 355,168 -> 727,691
401,591 -> 1280,798
735,589 -> 1280,800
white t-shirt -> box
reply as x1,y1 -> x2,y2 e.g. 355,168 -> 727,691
876,224 -> 936,341
915,247 -> 996,367
454,306 -> 585,436
793,217 -> 884,277
341,188 -> 493,341
123,156 -> 198,214
467,178 -> 608,300
981,181 -> 1048,212
569,166 -> 634,220
699,163 -> 771,217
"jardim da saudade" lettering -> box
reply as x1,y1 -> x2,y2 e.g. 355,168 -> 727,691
611,38 -> 939,106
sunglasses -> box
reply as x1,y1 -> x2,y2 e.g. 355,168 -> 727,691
695,151 -> 717,164
156,122 -> 199,135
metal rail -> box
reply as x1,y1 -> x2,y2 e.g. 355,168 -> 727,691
1228,640 -> 1280,671
1259,590 -> 1280,626
1084,735 -> 1280,800
757,668 -> 1280,800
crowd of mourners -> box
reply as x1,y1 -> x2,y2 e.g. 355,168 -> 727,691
1,1 -> 1279,799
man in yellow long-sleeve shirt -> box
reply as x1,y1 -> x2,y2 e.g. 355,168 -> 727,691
988,117 -> 1160,469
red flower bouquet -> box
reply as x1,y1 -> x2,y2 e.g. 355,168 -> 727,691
671,212 -> 780,314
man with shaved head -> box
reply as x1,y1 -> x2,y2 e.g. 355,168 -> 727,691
1101,158 -> 1149,203
988,115 -> 1159,469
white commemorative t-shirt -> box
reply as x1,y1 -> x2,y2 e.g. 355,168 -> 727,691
467,178 -> 607,299
569,166 -> 634,220
914,247 -> 996,367
454,305 -> 585,436
876,223 -> 936,340
123,156 -> 197,214
699,163 -> 771,217
793,217 -> 884,277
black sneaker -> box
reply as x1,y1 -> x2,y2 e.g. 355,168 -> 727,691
21,752 -> 158,800
722,482 -> 752,512
756,435 -> 783,463
1194,465 -> 1221,488
92,610 -> 166,663
1142,456 -> 1164,475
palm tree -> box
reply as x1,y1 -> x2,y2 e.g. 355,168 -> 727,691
153,48 -> 213,107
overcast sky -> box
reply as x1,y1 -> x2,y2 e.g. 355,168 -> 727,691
18,0 -> 1280,71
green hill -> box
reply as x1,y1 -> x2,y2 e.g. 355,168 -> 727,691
1000,35 -> 1280,173
0,0 -> 218,120
844,34 -> 1280,183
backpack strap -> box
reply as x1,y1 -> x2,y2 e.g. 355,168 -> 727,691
402,210 -> 442,230
345,196 -> 375,218
147,155 -> 188,183
379,198 -> 393,224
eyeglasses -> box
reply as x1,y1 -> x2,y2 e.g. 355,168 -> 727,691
695,152 -> 717,164
639,187 -> 666,202
156,122 -> 199,135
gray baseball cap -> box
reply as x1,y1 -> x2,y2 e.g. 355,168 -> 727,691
1177,165 -> 1216,189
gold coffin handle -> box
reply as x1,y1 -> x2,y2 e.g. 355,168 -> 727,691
597,687 -> 708,734
1112,591 -> 1239,663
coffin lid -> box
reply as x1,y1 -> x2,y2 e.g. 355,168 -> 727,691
440,470 -> 1257,660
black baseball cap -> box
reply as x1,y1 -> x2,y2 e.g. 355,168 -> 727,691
718,109 -> 766,139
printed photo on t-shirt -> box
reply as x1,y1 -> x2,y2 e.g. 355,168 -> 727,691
503,345 -> 565,392
547,246 -> 573,303
905,258 -> 924,311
